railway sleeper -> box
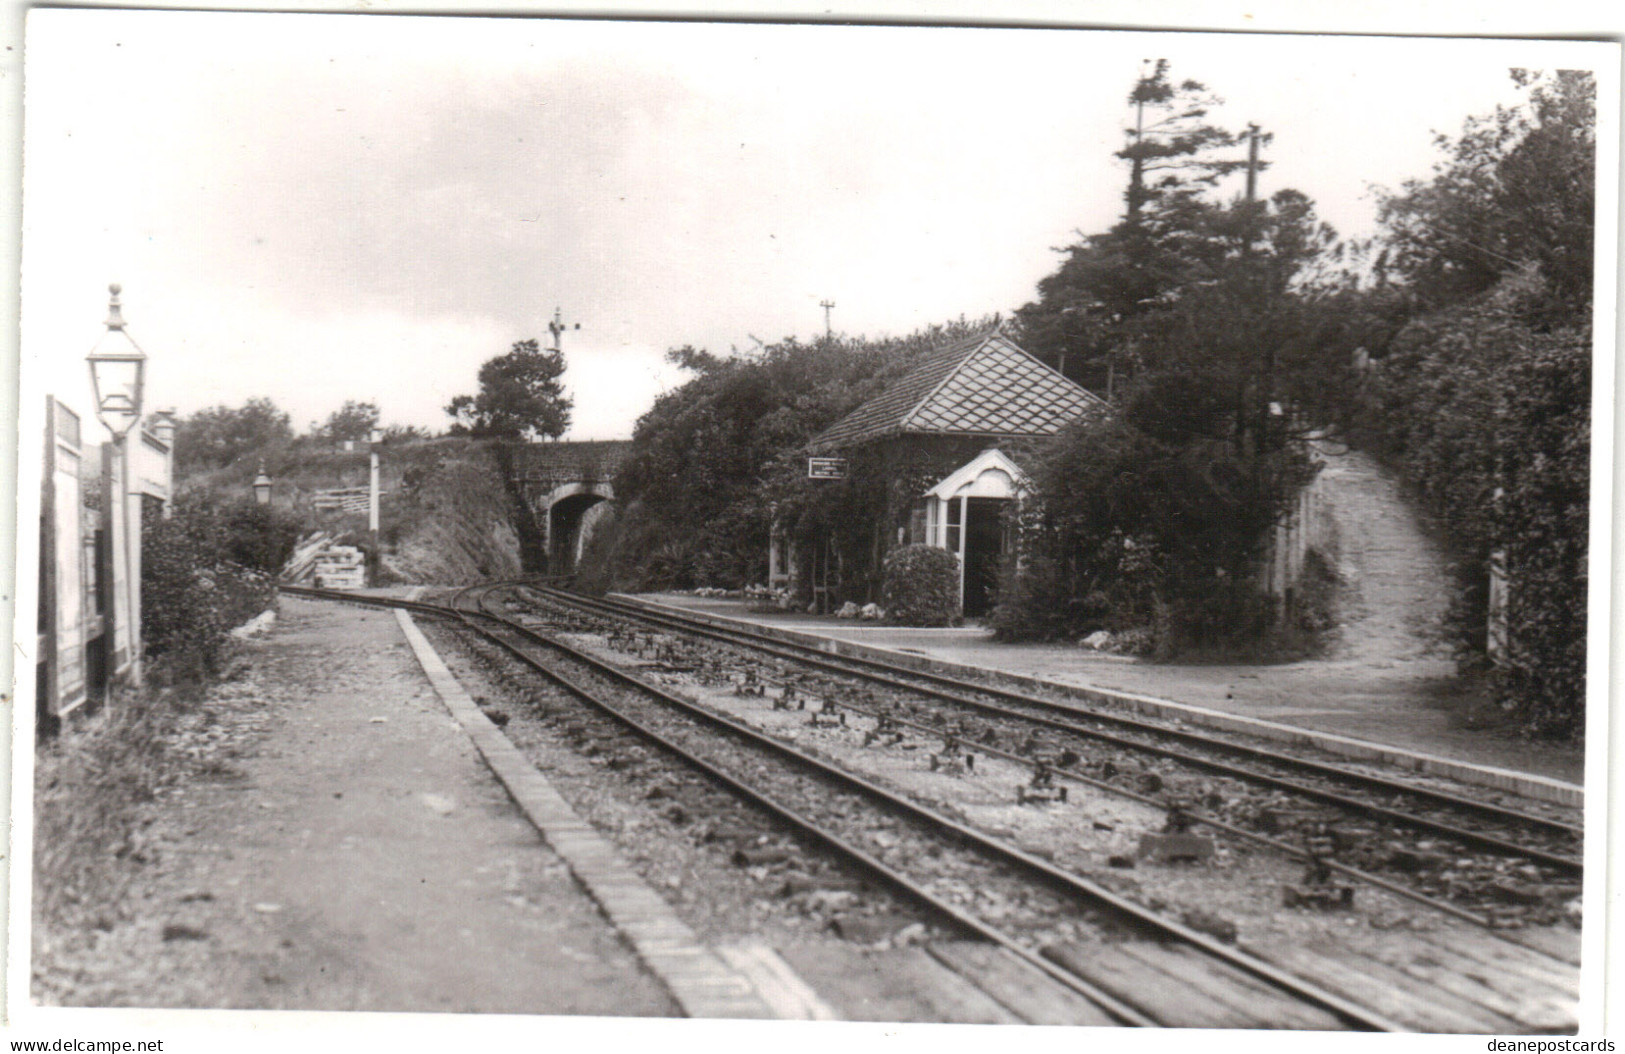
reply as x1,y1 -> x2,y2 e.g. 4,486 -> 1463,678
1137,832 -> 1216,864
1282,884 -> 1357,911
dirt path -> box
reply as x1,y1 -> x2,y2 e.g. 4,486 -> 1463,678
33,598 -> 677,1014
1313,444 -> 1455,666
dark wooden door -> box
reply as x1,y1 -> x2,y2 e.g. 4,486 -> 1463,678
963,498 -> 1006,618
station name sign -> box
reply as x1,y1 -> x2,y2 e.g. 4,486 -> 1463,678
807,457 -> 848,480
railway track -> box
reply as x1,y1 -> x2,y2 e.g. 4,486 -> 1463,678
512,585 -> 1581,933
281,584 -> 1400,1027
277,583 -> 1582,1031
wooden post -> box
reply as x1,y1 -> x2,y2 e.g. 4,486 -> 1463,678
957,495 -> 968,615
124,435 -> 143,687
40,397 -> 59,724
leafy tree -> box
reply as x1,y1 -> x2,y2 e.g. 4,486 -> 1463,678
1373,70 -> 1595,325
995,190 -> 1333,651
1158,191 -> 1345,456
1014,198 -> 1209,391
314,399 -> 381,443
1002,64 -> 1336,651
172,397 -> 292,473
445,339 -> 572,440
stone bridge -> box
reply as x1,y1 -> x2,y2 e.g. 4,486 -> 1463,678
504,440 -> 632,572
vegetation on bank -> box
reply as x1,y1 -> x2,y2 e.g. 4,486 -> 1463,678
572,319 -> 996,595
1353,71 -> 1595,739
36,492 -> 298,960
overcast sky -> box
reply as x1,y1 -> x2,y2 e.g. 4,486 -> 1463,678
18,12 -> 1612,439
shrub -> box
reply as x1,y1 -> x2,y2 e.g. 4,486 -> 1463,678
990,408 -> 1313,654
988,549 -> 1077,640
216,500 -> 303,574
142,497 -> 281,680
881,545 -> 960,626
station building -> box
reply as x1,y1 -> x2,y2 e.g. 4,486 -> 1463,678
786,327 -> 1107,617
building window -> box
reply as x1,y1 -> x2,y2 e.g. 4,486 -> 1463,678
946,496 -> 961,552
908,503 -> 928,546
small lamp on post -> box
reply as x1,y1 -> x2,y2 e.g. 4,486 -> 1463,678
86,283 -> 148,688
253,464 -> 273,506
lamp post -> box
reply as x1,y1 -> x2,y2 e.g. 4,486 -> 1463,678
86,283 -> 148,687
253,464 -> 273,506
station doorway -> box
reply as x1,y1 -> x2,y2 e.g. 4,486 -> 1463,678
962,497 -> 1007,619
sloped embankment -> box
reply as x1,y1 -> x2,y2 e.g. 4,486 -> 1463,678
183,437 -> 525,587
377,441 -> 524,585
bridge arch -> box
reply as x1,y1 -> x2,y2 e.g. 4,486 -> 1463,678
503,439 -> 630,574
542,481 -> 616,572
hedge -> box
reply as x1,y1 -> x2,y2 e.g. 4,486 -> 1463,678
1367,272 -> 1590,738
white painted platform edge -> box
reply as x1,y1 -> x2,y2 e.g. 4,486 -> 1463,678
392,608 -> 792,1020
621,595 -> 1582,809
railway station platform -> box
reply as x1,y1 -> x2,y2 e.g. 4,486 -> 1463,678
49,594 -> 682,1014
626,593 -> 1586,800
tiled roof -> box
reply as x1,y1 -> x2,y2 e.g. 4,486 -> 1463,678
808,330 -> 1107,451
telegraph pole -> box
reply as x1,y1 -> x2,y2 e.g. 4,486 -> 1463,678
819,299 -> 835,342
1245,123 -> 1261,204
1241,122 -> 1276,459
